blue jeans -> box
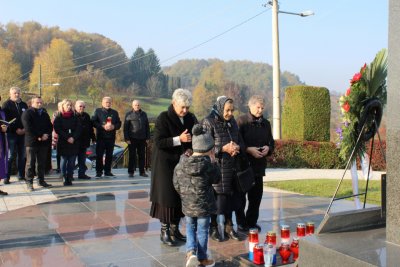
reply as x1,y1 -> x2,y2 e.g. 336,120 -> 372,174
77,148 -> 87,177
185,216 -> 210,261
60,155 -> 76,178
7,133 -> 25,178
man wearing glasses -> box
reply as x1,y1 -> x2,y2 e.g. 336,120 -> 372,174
75,100 -> 96,179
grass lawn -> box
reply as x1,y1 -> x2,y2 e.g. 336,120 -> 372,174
265,179 -> 382,205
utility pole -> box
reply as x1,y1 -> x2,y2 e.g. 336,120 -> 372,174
272,0 -> 281,139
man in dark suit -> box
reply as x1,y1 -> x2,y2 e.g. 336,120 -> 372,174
21,96 -> 53,192
91,97 -> 121,178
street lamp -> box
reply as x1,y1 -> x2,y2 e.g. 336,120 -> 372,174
269,0 -> 314,139
38,64 -> 61,97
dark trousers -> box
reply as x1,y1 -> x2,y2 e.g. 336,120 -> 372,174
128,139 -> 146,174
60,155 -> 77,179
25,146 -> 48,184
7,133 -> 25,178
77,147 -> 88,177
96,138 -> 114,174
235,175 -> 264,227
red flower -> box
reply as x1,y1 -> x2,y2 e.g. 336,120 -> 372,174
361,63 -> 367,73
342,102 -> 350,112
345,88 -> 351,96
351,72 -> 362,84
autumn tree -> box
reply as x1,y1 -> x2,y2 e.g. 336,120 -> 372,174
29,38 -> 75,102
0,46 -> 22,96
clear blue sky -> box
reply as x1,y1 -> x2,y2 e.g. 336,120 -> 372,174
0,0 -> 388,93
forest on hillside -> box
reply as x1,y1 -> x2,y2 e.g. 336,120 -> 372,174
0,20 -> 304,118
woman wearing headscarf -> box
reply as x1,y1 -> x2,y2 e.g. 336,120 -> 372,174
150,88 -> 198,246
202,96 -> 243,242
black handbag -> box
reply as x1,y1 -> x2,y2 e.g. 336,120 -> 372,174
234,154 -> 255,193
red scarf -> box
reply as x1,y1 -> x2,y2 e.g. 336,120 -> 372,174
62,111 -> 73,118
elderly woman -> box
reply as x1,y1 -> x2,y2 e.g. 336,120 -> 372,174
150,88 -> 198,246
202,96 -> 243,242
236,95 -> 274,232
53,99 -> 81,186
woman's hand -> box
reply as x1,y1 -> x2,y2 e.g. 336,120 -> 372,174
246,147 -> 264,158
222,141 -> 240,157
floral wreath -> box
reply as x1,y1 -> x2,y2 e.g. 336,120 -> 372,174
337,49 -> 387,163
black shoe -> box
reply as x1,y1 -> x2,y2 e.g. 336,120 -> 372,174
26,183 -> 34,192
140,172 -> 148,177
128,173 -> 134,178
225,229 -> 240,241
104,172 -> 115,177
4,178 -> 10,184
170,224 -> 186,242
249,224 -> 262,232
0,190 -> 8,195
95,173 -> 102,178
63,181 -> 73,186
160,224 -> 176,246
38,181 -> 52,188
78,175 -> 91,180
209,227 -> 223,242
56,169 -> 61,174
237,224 -> 249,232
18,177 -> 26,181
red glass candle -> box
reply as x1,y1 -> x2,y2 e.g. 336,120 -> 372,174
249,228 -> 259,243
106,116 -> 112,125
296,223 -> 306,237
290,237 -> 299,261
265,231 -> 277,245
279,242 -> 291,264
306,222 -> 315,235
280,225 -> 290,242
253,244 -> 265,265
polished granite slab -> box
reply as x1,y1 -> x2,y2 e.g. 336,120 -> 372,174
0,170 -> 377,266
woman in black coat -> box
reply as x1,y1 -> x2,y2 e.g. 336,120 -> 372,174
202,96 -> 243,242
149,88 -> 198,246
54,99 -> 81,186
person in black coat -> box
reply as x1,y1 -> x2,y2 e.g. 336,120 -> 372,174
123,100 -> 150,177
202,96 -> 244,242
21,96 -> 53,191
54,99 -> 82,186
149,88 -> 198,246
91,97 -> 121,178
2,87 -> 28,183
236,95 -> 275,232
75,100 -> 96,179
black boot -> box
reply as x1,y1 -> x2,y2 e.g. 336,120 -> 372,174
225,224 -> 240,241
4,177 -> 10,184
209,225 -> 223,242
170,223 -> 186,242
160,223 -> 176,246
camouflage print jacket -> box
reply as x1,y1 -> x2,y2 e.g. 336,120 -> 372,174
173,155 -> 221,218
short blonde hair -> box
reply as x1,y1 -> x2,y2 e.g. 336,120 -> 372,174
172,88 -> 192,106
61,99 -> 73,112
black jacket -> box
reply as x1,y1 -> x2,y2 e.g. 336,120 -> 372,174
237,112 -> 275,176
54,113 -> 82,156
21,108 -> 52,147
150,105 -> 197,208
2,99 -> 28,134
91,107 -> 121,140
202,110 -> 244,195
173,155 -> 221,217
123,109 -> 150,140
75,111 -> 96,149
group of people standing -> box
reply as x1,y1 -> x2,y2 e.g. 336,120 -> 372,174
0,87 -> 151,194
149,89 -> 274,267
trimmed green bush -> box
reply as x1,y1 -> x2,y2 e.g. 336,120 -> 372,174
282,85 -> 331,141
267,140 -> 386,171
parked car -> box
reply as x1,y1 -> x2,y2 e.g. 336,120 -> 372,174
85,143 -> 127,168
